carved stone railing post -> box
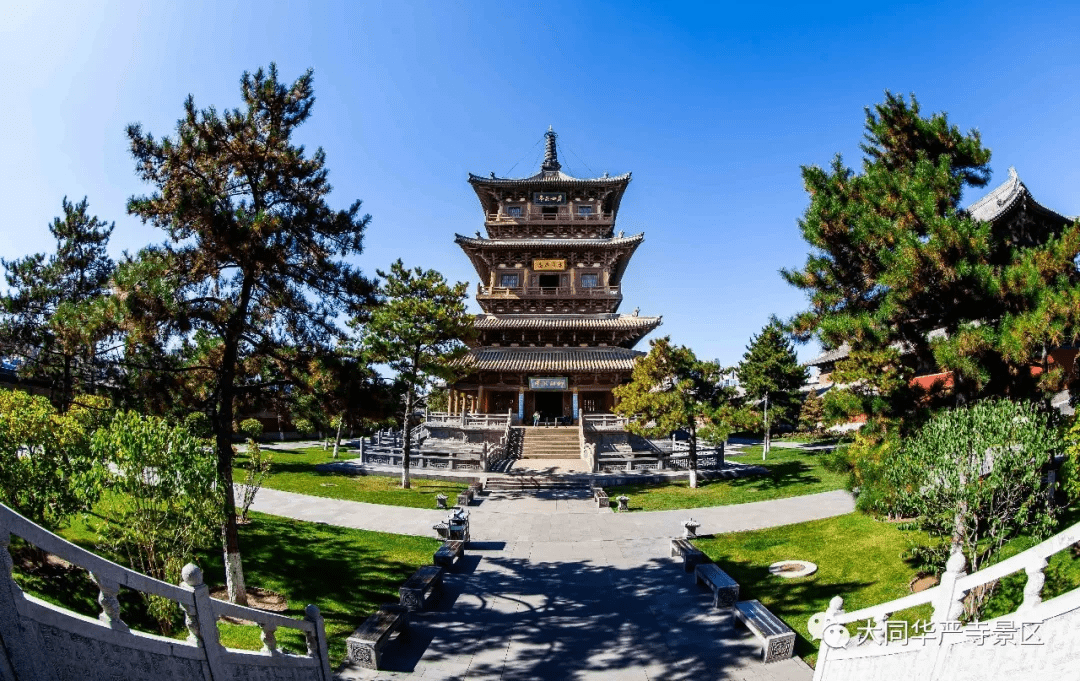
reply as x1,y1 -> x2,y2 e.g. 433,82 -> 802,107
260,623 -> 279,656
1020,555 -> 1049,613
89,571 -> 129,633
932,551 -> 967,623
305,603 -> 334,681
179,563 -> 227,679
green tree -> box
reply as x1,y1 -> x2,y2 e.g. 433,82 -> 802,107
0,389 -> 107,529
91,411 -> 220,633
117,64 -> 374,604
357,260 -> 473,488
783,92 -> 1080,422
886,399 -> 1061,618
0,197 -> 116,409
613,337 -> 736,488
736,320 -> 807,456
798,389 -> 824,433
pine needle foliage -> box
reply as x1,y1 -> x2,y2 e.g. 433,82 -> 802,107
117,64 -> 375,603
783,92 -> 1080,421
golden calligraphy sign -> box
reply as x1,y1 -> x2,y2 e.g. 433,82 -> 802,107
533,259 -> 566,271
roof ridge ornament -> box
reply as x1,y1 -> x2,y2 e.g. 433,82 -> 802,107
541,126 -> 561,172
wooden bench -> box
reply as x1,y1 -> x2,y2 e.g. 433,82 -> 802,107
694,563 -> 739,609
670,538 -> 708,573
399,565 -> 443,611
346,604 -> 408,670
434,540 -> 464,568
594,487 -> 609,508
734,599 -> 796,664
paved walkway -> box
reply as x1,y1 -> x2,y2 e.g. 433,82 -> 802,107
248,487 -> 855,542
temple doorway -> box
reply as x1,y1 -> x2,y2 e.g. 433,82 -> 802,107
533,392 -> 564,422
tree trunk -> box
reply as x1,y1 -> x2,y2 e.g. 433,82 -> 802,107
332,413 -> 344,459
401,389 -> 413,489
762,392 -> 770,460
216,276 -> 254,606
688,419 -> 699,489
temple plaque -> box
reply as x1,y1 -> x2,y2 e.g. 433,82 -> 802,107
533,192 -> 566,205
533,259 -> 566,271
530,377 -> 568,391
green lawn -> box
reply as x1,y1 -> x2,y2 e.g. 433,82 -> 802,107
13,509 -> 439,667
693,506 -> 1080,667
606,445 -> 849,511
693,512 -> 930,666
238,446 -> 469,509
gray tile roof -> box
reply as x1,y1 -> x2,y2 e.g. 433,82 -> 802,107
468,170 -> 632,188
457,346 -> 643,372
455,233 -> 644,249
804,344 -> 850,367
475,314 -> 662,332
965,166 -> 1074,224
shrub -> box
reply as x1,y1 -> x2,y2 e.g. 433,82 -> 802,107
90,411 -> 221,634
238,417 -> 263,440
0,389 -> 103,529
887,399 -> 1062,617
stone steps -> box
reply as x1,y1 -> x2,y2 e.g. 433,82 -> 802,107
484,476 -> 591,491
520,428 -> 580,460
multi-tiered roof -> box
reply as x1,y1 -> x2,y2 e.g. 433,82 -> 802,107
454,129 -> 660,374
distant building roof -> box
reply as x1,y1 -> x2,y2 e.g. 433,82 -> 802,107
965,166 -> 1074,224
805,344 -> 851,367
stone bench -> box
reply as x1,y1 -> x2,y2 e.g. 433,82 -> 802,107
734,599 -> 796,664
594,487 -> 609,508
399,565 -> 443,611
434,540 -> 464,568
346,604 -> 408,670
670,538 -> 708,573
694,563 -> 739,609
457,488 -> 475,506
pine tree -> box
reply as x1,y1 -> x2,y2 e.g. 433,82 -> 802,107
357,261 -> 473,488
613,337 -> 736,488
783,91 -> 1080,420
798,389 -> 824,433
0,197 -> 115,410
118,64 -> 375,604
736,320 -> 807,456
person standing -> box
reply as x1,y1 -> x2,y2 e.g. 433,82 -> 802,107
532,410 -> 541,426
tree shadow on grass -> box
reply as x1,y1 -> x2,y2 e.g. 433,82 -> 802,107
726,460 -> 822,492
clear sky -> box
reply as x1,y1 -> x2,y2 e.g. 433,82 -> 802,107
3,1 -> 1079,366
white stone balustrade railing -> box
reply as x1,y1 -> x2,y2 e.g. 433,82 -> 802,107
582,413 -> 629,431
812,517 -> 1080,681
426,411 -> 510,429
0,501 -> 333,681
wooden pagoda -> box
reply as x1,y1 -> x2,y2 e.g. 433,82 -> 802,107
448,128 -> 660,423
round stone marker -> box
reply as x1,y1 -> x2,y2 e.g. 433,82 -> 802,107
768,560 -> 817,578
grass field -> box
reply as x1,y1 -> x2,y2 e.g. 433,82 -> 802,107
693,505 -> 1080,667
606,444 -> 849,512
237,445 -> 469,509
12,509 -> 439,666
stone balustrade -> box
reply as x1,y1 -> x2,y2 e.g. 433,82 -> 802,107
0,502 -> 333,681
811,518 -> 1080,681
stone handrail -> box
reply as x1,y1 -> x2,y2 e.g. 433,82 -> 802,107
0,501 -> 332,681
426,411 -> 509,429
812,517 -> 1080,681
582,413 -> 629,431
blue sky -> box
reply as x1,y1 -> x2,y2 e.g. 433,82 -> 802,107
3,1 -> 1079,366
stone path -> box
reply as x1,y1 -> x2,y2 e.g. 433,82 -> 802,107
248,487 -> 855,542
249,487 -> 855,679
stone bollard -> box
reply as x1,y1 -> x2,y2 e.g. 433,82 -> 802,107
435,494 -> 448,510
683,518 -> 701,539
617,495 -> 630,512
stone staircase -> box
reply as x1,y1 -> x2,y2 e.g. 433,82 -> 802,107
520,426 -> 580,459
484,475 -> 591,491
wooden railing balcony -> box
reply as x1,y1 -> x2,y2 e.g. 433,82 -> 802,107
478,284 -> 621,298
486,210 -> 614,224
